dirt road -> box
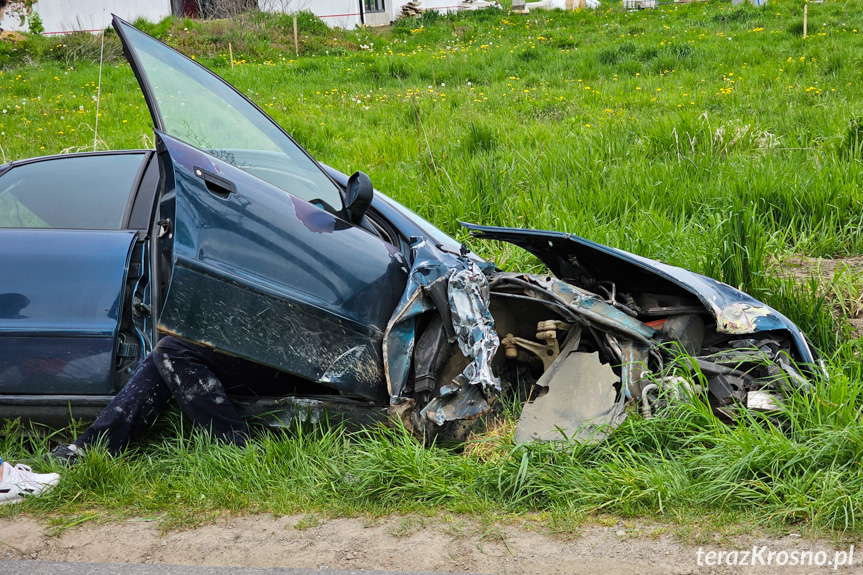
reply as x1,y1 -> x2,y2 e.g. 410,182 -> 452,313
0,514 -> 856,574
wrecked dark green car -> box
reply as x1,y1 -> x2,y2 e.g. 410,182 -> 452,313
0,17 -> 819,443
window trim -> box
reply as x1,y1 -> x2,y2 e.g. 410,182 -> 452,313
122,151 -> 155,230
364,0 -> 386,13
2,149 -> 149,170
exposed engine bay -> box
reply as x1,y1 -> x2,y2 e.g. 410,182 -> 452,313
383,225 -> 816,444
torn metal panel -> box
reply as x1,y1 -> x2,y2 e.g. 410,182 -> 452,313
716,303 -> 772,335
447,262 -> 501,396
382,238 -> 465,399
383,237 -> 501,429
545,278 -> 657,345
420,384 -> 490,426
413,260 -> 501,428
488,274 -> 655,345
515,334 -> 626,443
491,274 -> 655,345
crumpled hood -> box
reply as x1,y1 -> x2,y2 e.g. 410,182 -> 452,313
462,223 -> 817,365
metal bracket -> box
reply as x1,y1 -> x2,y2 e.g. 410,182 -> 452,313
116,342 -> 139,359
502,320 -> 572,371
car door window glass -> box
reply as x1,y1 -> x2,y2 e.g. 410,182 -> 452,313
0,154 -> 144,229
121,23 -> 344,216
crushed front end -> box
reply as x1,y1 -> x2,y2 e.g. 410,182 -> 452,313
384,225 -> 819,444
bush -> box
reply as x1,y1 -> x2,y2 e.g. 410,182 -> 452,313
28,12 -> 45,35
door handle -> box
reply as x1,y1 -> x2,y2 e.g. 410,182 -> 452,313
193,166 -> 236,198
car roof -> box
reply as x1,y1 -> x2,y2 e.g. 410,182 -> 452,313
0,149 -> 152,175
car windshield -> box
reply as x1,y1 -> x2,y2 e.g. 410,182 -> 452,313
118,20 -> 344,216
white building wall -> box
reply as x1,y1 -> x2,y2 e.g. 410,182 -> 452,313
258,1 -> 494,29
258,0 -> 363,30
0,2 -> 26,32
2,0 -> 171,35
405,0 -> 464,15
0,0 -> 499,35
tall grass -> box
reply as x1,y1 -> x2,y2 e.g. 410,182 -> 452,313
1,0 -> 863,534
3,372 -> 863,535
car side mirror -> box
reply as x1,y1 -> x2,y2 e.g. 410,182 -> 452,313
345,171 -> 374,224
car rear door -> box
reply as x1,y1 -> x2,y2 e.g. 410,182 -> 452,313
0,152 -> 147,395
114,17 -> 407,402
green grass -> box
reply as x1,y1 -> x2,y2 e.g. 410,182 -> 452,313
3,378 -> 863,537
2,0 -> 863,535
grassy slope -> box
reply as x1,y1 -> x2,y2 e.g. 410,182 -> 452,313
2,1 -> 863,535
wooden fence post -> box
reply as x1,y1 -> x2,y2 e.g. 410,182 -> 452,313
293,14 -> 299,57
